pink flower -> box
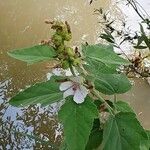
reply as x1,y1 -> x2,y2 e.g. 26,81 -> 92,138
59,76 -> 88,104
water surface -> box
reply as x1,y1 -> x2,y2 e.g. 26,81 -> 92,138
0,0 -> 150,149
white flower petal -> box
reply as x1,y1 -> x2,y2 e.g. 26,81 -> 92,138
80,85 -> 88,96
63,88 -> 74,98
46,73 -> 52,80
70,76 -> 83,83
73,86 -> 88,104
65,69 -> 73,76
59,81 -> 73,91
52,68 -> 65,76
67,68 -> 79,76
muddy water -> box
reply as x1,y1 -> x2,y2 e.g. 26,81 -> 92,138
0,0 -> 150,149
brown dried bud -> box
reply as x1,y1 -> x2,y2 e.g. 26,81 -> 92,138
44,19 -> 54,24
65,21 -> 71,33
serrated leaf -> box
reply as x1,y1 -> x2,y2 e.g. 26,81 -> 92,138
114,101 -> 134,113
86,119 -> 103,150
58,97 -> 98,150
9,77 -> 63,107
102,112 -> 148,150
8,45 -> 56,64
94,74 -> 132,95
82,44 -> 130,66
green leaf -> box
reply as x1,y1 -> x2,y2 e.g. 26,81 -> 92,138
94,74 -> 132,95
102,112 -> 148,150
8,45 -> 56,64
140,130 -> 150,150
9,77 -> 63,107
134,45 -> 147,49
84,58 -> 118,74
140,24 -> 150,49
58,97 -> 98,150
140,140 -> 150,150
146,130 -> 150,139
136,36 -> 144,46
100,34 -> 115,43
59,141 -> 68,150
86,119 -> 103,150
82,44 -> 130,66
114,101 -> 134,113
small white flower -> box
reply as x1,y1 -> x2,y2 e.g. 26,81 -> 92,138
59,76 -> 88,104
52,68 -> 66,76
47,73 -> 52,80
52,68 -> 79,77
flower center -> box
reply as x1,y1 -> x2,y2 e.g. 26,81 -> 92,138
72,82 -> 79,91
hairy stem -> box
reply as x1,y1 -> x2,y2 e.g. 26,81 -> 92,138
92,90 -> 115,116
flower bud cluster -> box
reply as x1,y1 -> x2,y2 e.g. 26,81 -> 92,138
48,20 -> 82,69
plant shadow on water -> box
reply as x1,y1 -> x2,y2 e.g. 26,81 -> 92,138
0,0 -> 150,149
0,80 -> 62,149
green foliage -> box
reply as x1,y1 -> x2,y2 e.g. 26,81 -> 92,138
8,45 -> 56,64
140,130 -> 150,150
100,32 -> 115,44
114,101 -> 134,113
102,112 -> 148,150
140,140 -> 150,150
82,44 -> 130,66
58,97 -> 98,150
9,77 -> 63,107
86,119 -> 103,150
94,74 -> 132,95
146,130 -> 150,139
83,44 -> 132,95
7,20 -> 149,150
140,24 -> 150,49
84,58 -> 118,74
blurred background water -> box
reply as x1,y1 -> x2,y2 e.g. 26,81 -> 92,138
0,0 -> 150,149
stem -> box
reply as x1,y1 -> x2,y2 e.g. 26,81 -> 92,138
92,90 -> 115,116
69,63 -> 76,76
114,94 -> 117,103
127,0 -> 150,28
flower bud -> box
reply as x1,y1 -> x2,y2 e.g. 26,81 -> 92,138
64,33 -> 72,41
57,44 -> 65,52
73,58 -> 81,66
62,60 -> 70,69
52,34 -> 63,47
66,47 -> 75,57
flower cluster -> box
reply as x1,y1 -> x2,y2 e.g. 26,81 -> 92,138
45,21 -> 89,104
46,20 -> 82,69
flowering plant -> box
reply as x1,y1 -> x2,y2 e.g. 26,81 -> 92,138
8,21 -> 150,150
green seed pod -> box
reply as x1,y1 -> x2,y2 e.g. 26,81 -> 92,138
52,33 -> 63,47
73,58 -> 81,66
62,60 -> 70,69
64,33 -> 72,41
57,44 -> 65,52
66,47 -> 75,57
58,53 -> 64,59
58,30 -> 68,38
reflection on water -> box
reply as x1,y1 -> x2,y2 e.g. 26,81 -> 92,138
0,0 -> 150,149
